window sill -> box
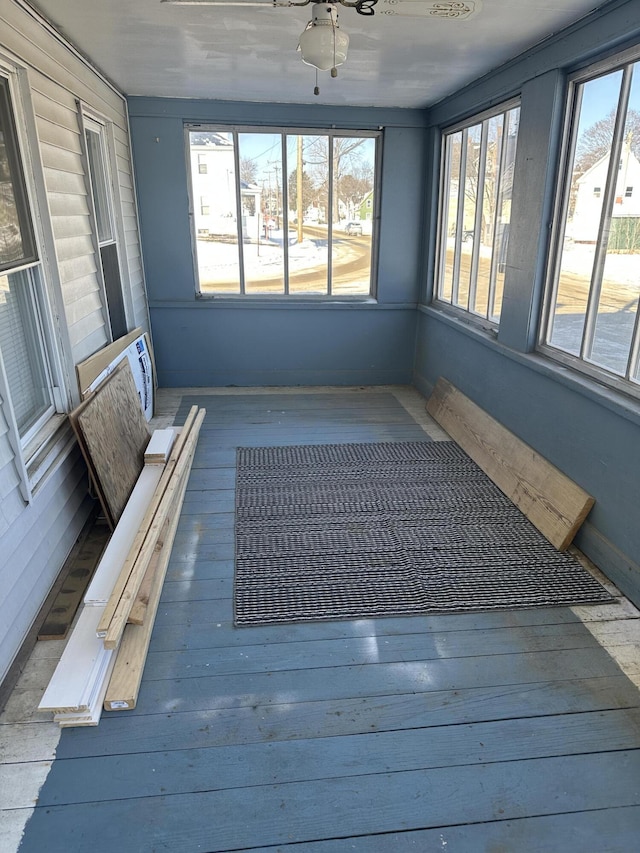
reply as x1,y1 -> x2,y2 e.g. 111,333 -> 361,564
419,302 -> 640,430
25,414 -> 76,497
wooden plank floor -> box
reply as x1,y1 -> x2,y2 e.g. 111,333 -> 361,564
8,387 -> 640,852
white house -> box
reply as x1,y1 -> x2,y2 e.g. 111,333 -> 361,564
571,141 -> 640,243
189,132 -> 261,241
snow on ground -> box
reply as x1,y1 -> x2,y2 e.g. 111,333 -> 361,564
559,243 -> 640,288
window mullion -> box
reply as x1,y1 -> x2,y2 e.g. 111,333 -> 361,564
581,66 -> 633,361
544,84 -> 584,345
232,131 -> 246,295
487,117 -> 509,319
437,137 -> 454,300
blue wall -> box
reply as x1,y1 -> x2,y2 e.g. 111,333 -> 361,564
128,2 -> 640,605
128,98 -> 427,387
415,0 -> 640,603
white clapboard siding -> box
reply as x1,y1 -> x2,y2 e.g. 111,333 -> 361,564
0,0 -> 149,684
68,323 -> 110,364
0,450 -> 90,684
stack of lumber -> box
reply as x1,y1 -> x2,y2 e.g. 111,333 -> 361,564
40,400 -> 205,726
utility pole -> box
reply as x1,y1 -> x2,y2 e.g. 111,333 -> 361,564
297,136 -> 304,243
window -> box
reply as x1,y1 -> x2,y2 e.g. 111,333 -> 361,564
435,101 -> 520,323
198,154 -> 207,174
593,186 -> 602,197
187,126 -> 379,297
542,51 -> 640,393
0,72 -> 62,474
83,116 -> 128,340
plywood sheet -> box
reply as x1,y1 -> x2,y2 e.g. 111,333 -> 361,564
426,377 -> 594,550
74,361 -> 150,525
76,328 -> 155,421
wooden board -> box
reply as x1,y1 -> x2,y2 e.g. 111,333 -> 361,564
102,408 -> 205,650
104,438 -> 196,709
95,406 -> 199,638
144,428 -> 176,464
38,607 -> 113,713
426,377 -> 594,550
74,361 -> 150,525
76,328 -> 155,420
83,465 -> 164,606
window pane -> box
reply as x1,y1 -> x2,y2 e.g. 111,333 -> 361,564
289,135 -> 328,295
472,116 -> 502,315
440,131 -> 462,303
436,104 -> 520,323
85,127 -> 113,244
189,128 -> 378,297
490,107 -> 519,321
456,124 -> 482,310
239,132 -> 285,295
544,56 -> 640,392
0,79 -> 36,271
331,136 -> 374,296
548,70 -> 623,356
190,130 -> 241,294
589,67 -> 640,376
0,268 -> 52,436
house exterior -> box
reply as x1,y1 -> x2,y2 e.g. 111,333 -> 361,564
571,143 -> 640,244
0,0 -> 149,683
358,189 -> 374,221
189,131 -> 261,241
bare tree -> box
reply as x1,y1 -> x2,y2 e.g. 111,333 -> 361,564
575,109 -> 640,175
240,156 -> 258,185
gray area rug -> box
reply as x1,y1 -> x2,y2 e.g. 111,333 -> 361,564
234,441 -> 613,625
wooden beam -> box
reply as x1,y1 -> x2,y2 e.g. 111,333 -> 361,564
104,434 -> 195,711
84,465 -> 164,606
426,378 -> 594,550
95,405 -> 199,637
101,408 -> 206,649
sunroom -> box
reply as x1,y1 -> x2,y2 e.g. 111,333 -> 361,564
1,0 -> 640,850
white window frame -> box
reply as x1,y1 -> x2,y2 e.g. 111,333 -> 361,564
0,60 -> 69,500
539,45 -> 640,399
434,98 -> 521,326
185,124 -> 381,299
79,104 -> 134,341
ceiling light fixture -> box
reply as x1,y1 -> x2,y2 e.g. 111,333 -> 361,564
298,3 -> 349,76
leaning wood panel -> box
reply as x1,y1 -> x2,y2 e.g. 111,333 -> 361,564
76,327 -> 142,396
426,377 -> 594,550
74,360 -> 150,524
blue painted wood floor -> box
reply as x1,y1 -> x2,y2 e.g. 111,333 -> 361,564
19,391 -> 640,852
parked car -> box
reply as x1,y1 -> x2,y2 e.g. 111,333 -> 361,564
345,221 -> 363,236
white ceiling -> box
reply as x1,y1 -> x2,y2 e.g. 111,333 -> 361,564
31,0 -> 602,108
